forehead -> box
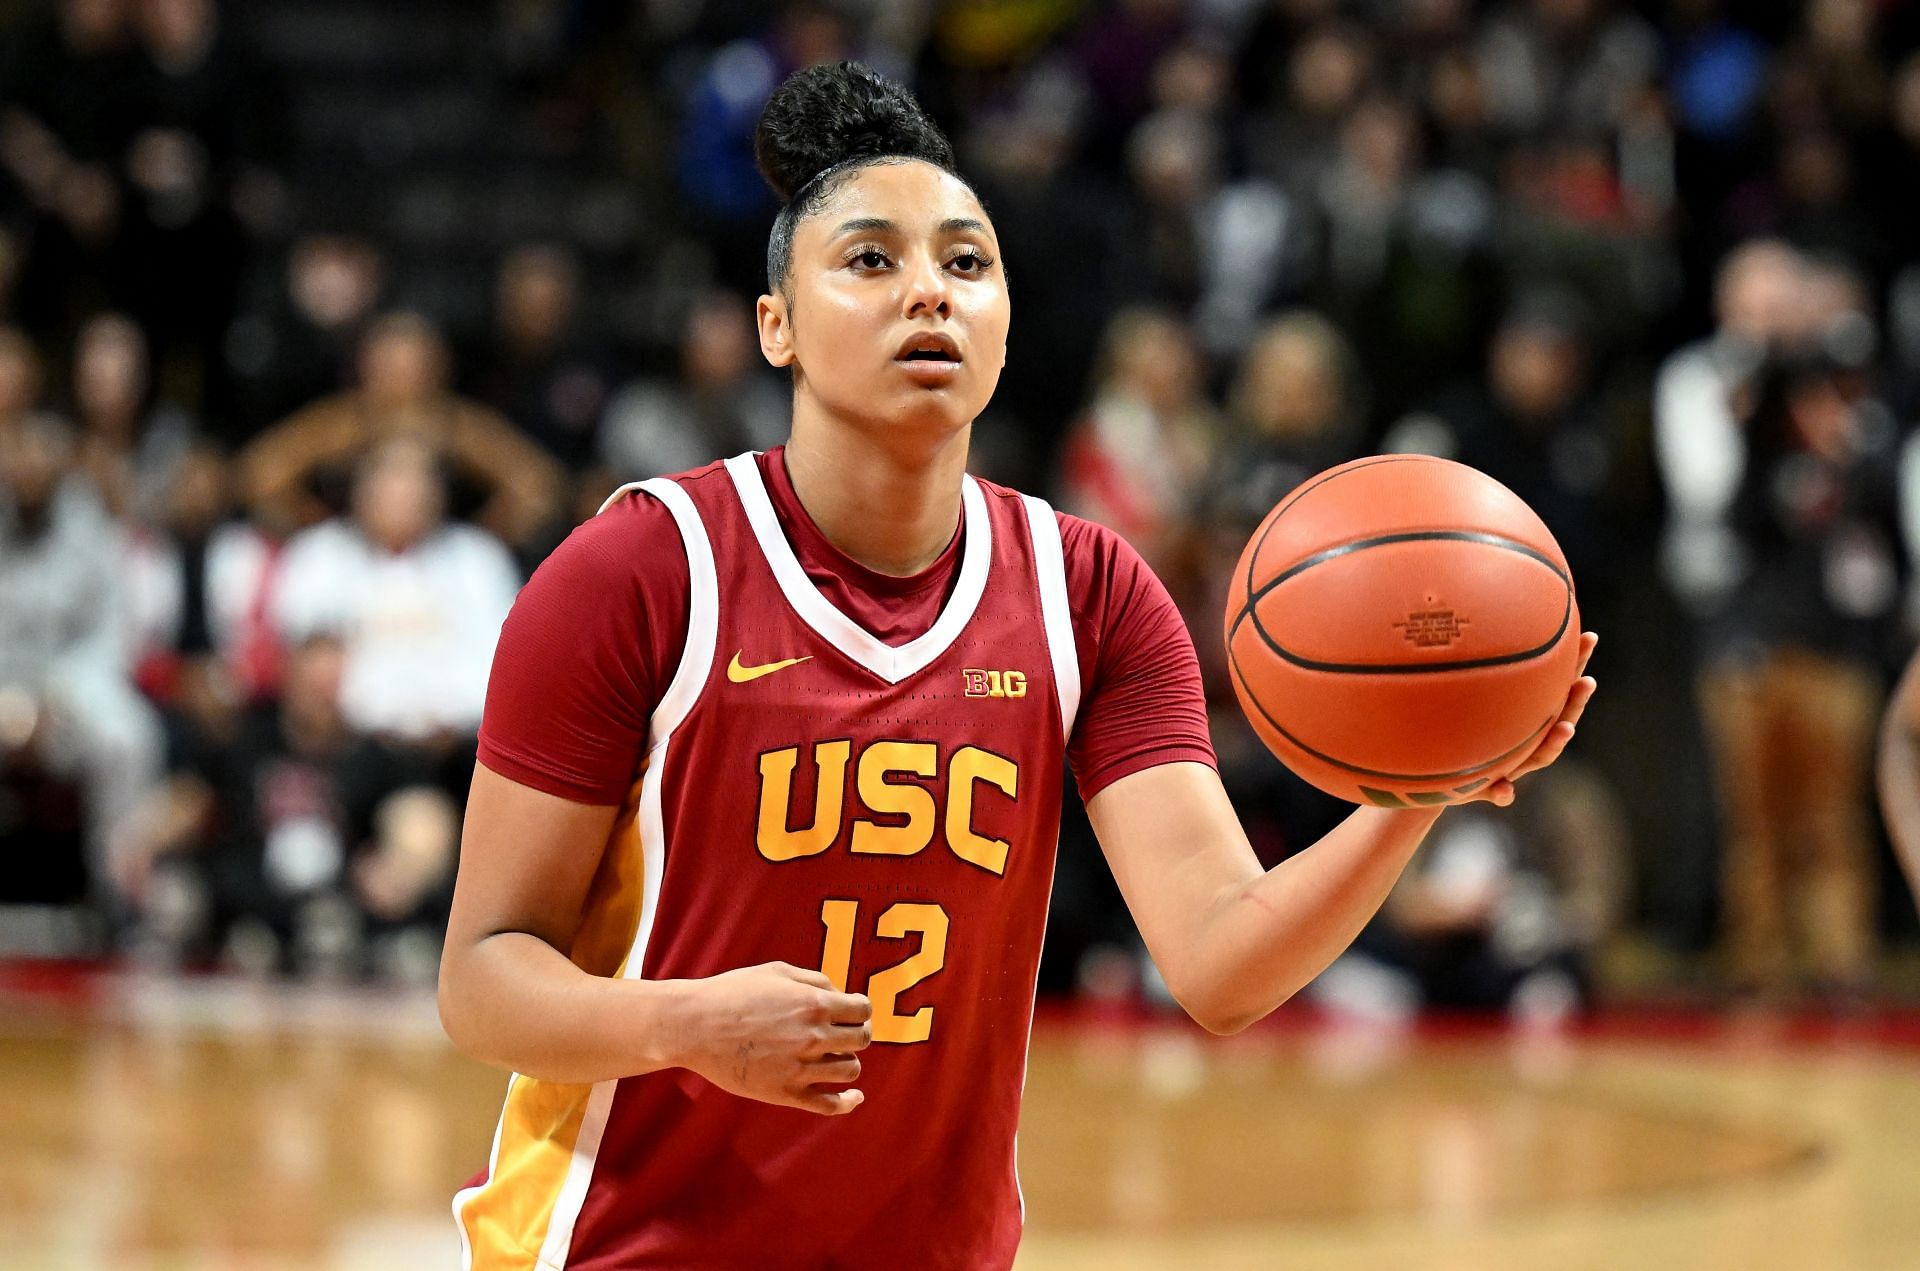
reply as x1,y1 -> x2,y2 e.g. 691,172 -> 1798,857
802,160 -> 994,240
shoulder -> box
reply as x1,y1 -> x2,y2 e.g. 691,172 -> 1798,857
1054,509 -> 1159,609
966,476 -> 1138,569
519,465 -> 736,608
538,485 -> 685,591
1054,508 -> 1134,562
590,460 -> 734,541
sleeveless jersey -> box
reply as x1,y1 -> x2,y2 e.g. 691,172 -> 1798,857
456,453 -> 1084,1269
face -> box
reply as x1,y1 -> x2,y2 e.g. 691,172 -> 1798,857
290,236 -> 382,331
499,246 -> 576,350
76,314 -> 147,425
359,322 -> 448,406
1242,328 -> 1343,438
141,0 -> 211,56
1718,243 -> 1801,345
684,296 -> 752,387
353,441 -> 444,551
1113,315 -> 1200,412
757,161 -> 1010,442
0,331 -> 41,419
1492,326 -> 1582,420
0,421 -> 71,509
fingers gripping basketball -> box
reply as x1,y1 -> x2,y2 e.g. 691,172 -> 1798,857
1224,456 -> 1582,807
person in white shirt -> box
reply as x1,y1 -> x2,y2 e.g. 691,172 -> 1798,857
0,415 -> 163,898
1652,239 -> 1803,608
272,437 -> 520,744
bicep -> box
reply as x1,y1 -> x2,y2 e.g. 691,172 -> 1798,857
446,762 -> 622,956
1085,761 -> 1261,962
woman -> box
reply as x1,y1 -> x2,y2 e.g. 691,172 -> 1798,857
438,62 -> 1596,1270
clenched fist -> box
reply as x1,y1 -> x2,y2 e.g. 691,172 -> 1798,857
675,962 -> 873,1115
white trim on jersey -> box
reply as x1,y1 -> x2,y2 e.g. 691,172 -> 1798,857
722,452 -> 993,685
451,1073 -> 514,1269
523,477 -> 720,1270
1019,495 -> 1081,741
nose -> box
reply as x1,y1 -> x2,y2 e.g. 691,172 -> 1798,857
903,254 -> 951,320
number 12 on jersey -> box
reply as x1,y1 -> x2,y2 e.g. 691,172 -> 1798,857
818,899 -> 949,1044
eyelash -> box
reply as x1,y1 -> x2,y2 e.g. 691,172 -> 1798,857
845,247 -> 995,274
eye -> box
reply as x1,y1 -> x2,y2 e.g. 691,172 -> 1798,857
948,250 -> 993,275
849,248 -> 893,271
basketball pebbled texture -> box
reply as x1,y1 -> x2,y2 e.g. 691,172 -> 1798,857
1223,455 -> 1581,807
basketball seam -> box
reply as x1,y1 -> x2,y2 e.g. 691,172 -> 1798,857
1240,455 -> 1427,626
1233,530 -> 1573,674
1225,636 -> 1553,782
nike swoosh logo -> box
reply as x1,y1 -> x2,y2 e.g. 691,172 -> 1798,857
727,652 -> 812,683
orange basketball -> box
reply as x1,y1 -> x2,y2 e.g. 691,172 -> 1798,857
1223,455 -> 1581,807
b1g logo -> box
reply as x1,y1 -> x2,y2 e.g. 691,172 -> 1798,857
961,668 -> 1026,698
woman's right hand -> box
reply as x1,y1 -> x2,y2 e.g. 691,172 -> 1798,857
674,962 -> 873,1115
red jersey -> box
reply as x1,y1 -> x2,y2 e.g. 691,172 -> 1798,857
457,449 -> 1213,1269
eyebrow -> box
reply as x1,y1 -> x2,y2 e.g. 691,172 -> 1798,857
830,217 -> 897,238
828,216 -> 992,239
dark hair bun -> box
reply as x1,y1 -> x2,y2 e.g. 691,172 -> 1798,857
755,61 -> 955,203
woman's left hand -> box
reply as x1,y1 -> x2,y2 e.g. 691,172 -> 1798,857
1464,631 -> 1598,808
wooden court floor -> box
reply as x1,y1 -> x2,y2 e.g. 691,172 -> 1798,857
3,974 -> 1919,1270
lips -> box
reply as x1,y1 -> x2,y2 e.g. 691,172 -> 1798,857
894,332 -> 962,363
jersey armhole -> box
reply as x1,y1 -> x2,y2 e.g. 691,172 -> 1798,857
1020,496 -> 1082,740
605,479 -> 719,747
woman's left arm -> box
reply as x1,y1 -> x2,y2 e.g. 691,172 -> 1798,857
1086,633 -> 1596,1035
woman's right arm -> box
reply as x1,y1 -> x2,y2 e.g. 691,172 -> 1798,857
438,761 -> 872,1112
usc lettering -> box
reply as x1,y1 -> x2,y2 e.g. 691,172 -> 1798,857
755,740 -> 1020,875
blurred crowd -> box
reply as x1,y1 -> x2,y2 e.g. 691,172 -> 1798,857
2,0 -> 1918,1012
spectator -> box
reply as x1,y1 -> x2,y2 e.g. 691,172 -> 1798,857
1388,294 -> 1617,590
1476,0 -> 1660,137
673,4 -> 850,295
117,633 -> 459,980
122,0 -> 288,419
964,66 -> 1122,486
271,437 -> 520,749
1124,106 -> 1299,354
1244,20 -> 1374,195
1200,311 -> 1366,865
1059,308 -> 1220,583
225,233 -> 385,438
0,0 -> 145,333
1312,94 -> 1501,421
599,291 -> 785,483
1204,310 -> 1363,548
238,312 -> 563,552
1700,339 -> 1901,1002
0,412 -> 161,898
1311,775 -> 1630,1024
1072,0 -> 1191,168
0,326 -> 48,438
1654,238 -> 1802,610
465,243 -> 609,473
69,311 -> 193,521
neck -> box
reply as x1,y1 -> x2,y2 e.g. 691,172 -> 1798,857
783,407 -> 970,577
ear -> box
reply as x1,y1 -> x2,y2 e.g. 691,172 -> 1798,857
756,293 -> 795,368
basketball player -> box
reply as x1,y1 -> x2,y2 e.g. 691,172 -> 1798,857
438,63 -> 1599,1269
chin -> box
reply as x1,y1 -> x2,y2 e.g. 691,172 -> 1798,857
891,394 -> 984,439
837,386 -> 976,437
